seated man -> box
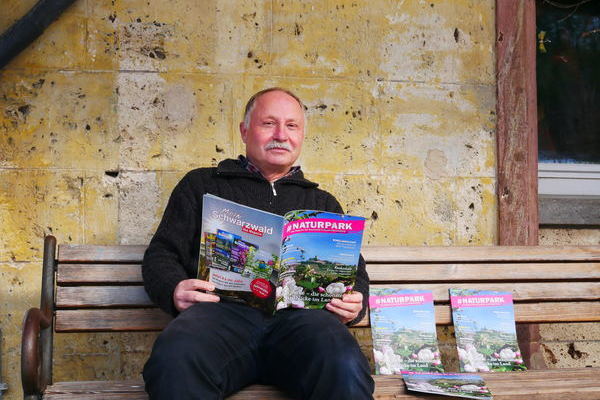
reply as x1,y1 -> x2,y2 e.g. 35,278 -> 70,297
142,87 -> 374,400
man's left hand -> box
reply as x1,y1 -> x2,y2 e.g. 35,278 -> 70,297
326,292 -> 363,324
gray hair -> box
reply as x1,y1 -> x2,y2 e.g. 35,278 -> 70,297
242,87 -> 306,130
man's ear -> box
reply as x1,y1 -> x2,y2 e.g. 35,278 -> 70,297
239,122 -> 247,144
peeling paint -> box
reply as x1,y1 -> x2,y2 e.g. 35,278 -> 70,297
425,149 -> 449,179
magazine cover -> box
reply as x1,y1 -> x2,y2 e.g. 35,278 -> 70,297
198,194 -> 284,313
449,289 -> 526,372
401,371 -> 492,400
369,289 -> 443,374
198,194 -> 365,314
277,210 -> 365,310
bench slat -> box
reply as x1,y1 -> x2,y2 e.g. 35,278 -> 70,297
354,301 -> 600,327
363,246 -> 600,263
56,286 -> 153,308
367,262 -> 600,281
45,395 -> 147,400
44,380 -> 146,399
42,368 -> 600,400
58,245 -> 147,263
58,245 -> 600,264
55,309 -> 172,332
56,262 -> 600,284
55,282 -> 600,309
57,264 -> 143,284
371,282 -> 600,302
54,301 -> 600,332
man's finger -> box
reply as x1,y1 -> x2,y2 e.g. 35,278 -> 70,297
193,291 -> 220,303
326,303 -> 357,323
330,298 -> 362,313
341,292 -> 363,303
183,279 -> 216,292
180,290 -> 219,303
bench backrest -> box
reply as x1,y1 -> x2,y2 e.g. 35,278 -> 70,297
44,237 -> 600,332
360,245 -> 600,326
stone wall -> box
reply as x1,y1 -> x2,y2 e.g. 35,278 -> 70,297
0,1 -> 593,398
537,228 -> 600,369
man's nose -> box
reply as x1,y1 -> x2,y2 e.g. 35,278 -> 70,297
272,123 -> 289,141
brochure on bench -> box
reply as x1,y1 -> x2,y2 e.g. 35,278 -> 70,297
369,289 -> 444,374
450,289 -> 526,372
198,194 -> 366,314
401,371 -> 492,399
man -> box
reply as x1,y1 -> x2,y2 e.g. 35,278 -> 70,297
142,88 -> 374,399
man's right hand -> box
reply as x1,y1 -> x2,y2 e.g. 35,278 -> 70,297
173,279 -> 220,312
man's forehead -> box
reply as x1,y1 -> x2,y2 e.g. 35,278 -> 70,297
254,90 -> 303,111
258,113 -> 303,123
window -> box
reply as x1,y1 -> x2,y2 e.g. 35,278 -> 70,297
536,0 -> 600,224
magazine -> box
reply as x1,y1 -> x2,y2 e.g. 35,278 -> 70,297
198,194 -> 366,314
449,289 -> 526,372
369,289 -> 444,374
401,371 -> 492,399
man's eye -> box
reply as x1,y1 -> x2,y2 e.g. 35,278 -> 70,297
264,121 -> 274,126
287,124 -> 297,129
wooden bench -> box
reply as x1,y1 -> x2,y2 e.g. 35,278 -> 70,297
22,236 -> 600,399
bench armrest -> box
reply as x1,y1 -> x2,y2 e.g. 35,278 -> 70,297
21,307 -> 51,397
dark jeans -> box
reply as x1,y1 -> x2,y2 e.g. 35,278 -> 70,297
143,302 -> 374,400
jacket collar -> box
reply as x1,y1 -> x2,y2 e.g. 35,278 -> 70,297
215,157 -> 318,188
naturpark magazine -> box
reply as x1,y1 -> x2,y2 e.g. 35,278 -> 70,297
449,289 -> 526,372
401,371 -> 492,399
369,289 -> 444,374
197,194 -> 366,314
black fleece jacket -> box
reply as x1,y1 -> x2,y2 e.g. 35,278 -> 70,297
142,157 -> 369,325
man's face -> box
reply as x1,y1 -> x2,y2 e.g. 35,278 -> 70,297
240,90 -> 305,179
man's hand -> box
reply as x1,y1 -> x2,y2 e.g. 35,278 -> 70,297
173,279 -> 220,312
325,292 -> 363,324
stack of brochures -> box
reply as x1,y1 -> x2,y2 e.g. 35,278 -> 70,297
401,371 -> 492,399
369,288 -> 529,399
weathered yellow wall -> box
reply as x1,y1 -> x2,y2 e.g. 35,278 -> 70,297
11,0 -> 591,397
537,228 -> 600,369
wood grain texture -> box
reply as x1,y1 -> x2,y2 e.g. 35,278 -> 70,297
58,245 -> 146,263
496,0 -> 539,245
58,261 -> 600,284
362,246 -> 600,262
367,262 -> 600,281
56,262 -> 600,285
354,302 -> 600,327
57,264 -> 143,283
370,282 -> 600,302
42,368 -> 600,400
55,309 -> 172,332
57,244 -> 600,264
56,286 -> 153,307
44,380 -> 147,399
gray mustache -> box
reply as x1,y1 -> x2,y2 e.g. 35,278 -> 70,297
265,142 -> 291,151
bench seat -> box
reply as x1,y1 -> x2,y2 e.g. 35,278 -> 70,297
42,369 -> 600,400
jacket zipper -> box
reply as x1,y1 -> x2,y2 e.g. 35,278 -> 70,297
268,181 -> 277,209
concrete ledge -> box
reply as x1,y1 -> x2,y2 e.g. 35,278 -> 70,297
539,196 -> 600,225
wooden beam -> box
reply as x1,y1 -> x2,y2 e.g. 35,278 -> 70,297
496,0 -> 539,245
